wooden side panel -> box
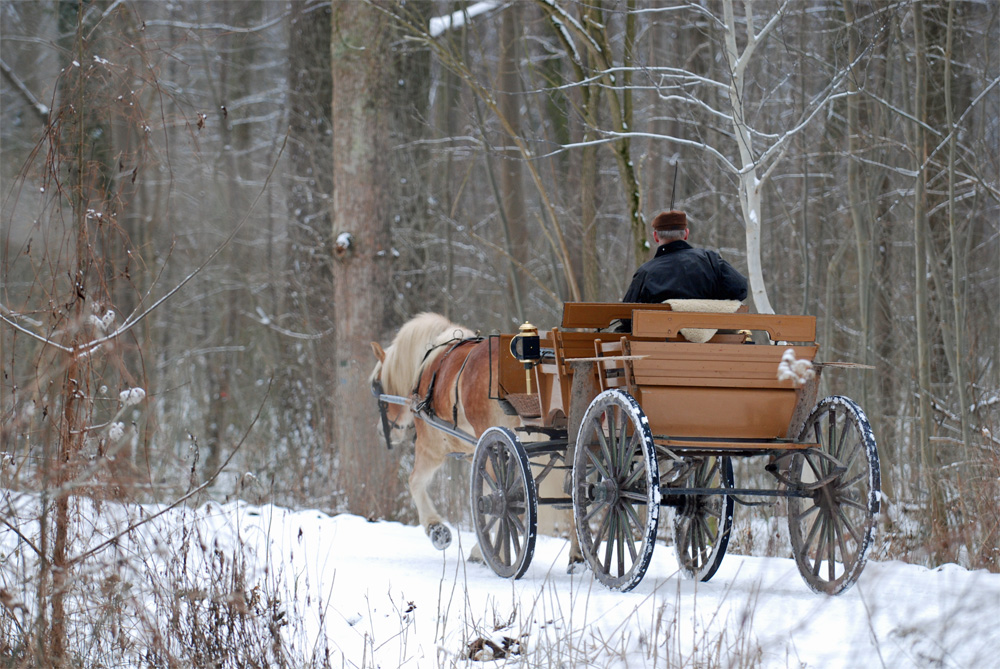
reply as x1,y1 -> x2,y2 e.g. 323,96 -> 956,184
494,334 -> 527,397
628,343 -> 818,389
623,342 -> 819,439
641,386 -> 799,439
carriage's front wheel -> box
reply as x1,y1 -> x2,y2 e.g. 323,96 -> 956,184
572,389 -> 660,592
471,427 -> 537,579
787,396 -> 880,595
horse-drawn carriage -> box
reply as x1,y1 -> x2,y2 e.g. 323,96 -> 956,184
371,303 -> 880,595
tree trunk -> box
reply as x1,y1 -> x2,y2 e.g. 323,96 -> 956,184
331,2 -> 398,519
499,4 -> 527,322
842,0 -> 873,399
285,0 -> 335,499
912,1 -> 944,537
943,0 -> 971,454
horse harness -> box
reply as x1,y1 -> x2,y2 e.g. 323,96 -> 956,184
414,336 -> 483,432
372,335 -> 483,451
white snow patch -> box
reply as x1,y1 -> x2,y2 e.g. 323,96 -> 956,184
777,348 -> 815,386
429,1 -> 499,38
119,387 -> 145,407
2,496 -> 999,667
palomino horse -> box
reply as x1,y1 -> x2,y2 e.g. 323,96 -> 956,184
370,312 -> 583,569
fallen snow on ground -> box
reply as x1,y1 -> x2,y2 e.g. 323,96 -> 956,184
4,497 -> 998,667
218,502 -> 998,668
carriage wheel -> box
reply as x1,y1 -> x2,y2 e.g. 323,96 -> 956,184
470,427 -> 537,579
572,389 -> 660,592
787,396 -> 880,595
672,456 -> 735,582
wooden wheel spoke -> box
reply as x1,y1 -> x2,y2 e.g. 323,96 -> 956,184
834,417 -> 852,462
836,495 -> 868,514
840,438 -> 863,472
618,511 -> 638,564
603,512 -> 616,571
483,466 -> 500,493
832,513 -> 854,565
802,503 -> 824,552
803,451 -> 824,480
836,469 -> 867,492
612,409 -> 628,470
622,464 -> 645,489
793,501 -> 821,524
585,446 -> 613,481
508,508 -> 526,537
488,447 -> 504,486
583,498 -> 609,524
619,489 -> 648,503
605,409 -> 620,470
621,431 -> 640,472
826,518 -> 837,581
810,512 -> 829,577
594,502 -> 613,552
508,517 -> 523,556
835,505 -> 865,547
503,455 -> 517,489
621,498 -> 644,531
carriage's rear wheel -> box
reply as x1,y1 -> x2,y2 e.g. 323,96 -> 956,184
672,456 -> 735,582
471,427 -> 537,579
787,396 -> 880,595
573,390 -> 659,592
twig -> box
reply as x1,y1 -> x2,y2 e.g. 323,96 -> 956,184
68,379 -> 272,567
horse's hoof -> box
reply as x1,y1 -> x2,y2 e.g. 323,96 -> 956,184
566,556 -> 587,575
428,523 -> 452,550
467,545 -> 484,564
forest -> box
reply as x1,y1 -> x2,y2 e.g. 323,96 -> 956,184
1,0 -> 998,664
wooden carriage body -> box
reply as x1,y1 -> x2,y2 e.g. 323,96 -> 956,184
491,302 -> 821,447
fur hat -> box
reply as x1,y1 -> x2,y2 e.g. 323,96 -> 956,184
651,210 -> 687,231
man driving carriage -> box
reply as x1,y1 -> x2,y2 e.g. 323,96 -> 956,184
623,210 -> 748,304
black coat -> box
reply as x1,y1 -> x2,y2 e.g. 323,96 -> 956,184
622,240 -> 748,303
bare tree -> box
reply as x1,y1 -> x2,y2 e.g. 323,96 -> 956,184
330,1 -> 400,518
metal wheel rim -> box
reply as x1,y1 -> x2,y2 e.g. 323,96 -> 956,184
572,390 -> 659,592
672,456 -> 734,582
470,427 -> 537,580
788,396 -> 880,595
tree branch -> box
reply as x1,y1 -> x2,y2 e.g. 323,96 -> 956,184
0,57 -> 49,122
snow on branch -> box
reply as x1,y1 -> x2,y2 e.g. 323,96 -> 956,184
429,1 -> 500,38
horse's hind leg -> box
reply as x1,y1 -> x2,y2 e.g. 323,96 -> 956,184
410,423 -> 452,550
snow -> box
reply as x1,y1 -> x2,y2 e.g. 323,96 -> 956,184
429,1 -> 499,38
118,387 -> 145,406
777,348 -> 815,386
224,507 -> 1000,667
5,496 -> 995,666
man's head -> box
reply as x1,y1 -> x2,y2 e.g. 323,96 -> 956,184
651,210 -> 689,245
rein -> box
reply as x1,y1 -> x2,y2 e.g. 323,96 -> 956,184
371,379 -> 407,450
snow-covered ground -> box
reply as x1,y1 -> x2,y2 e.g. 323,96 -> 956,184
3,496 -> 998,667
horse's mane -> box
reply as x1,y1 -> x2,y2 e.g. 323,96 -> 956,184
377,312 -> 475,396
